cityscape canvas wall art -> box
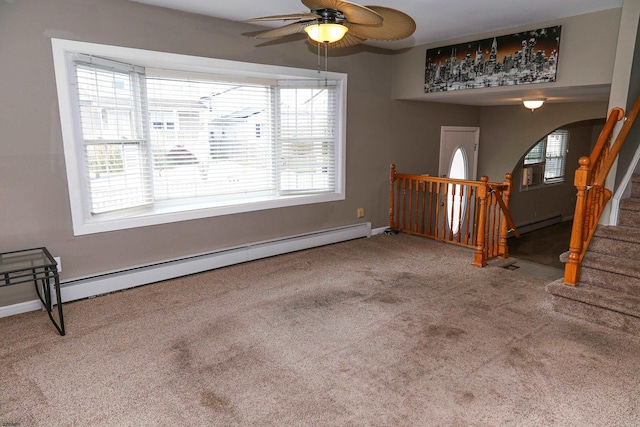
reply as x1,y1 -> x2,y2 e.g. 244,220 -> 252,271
424,26 -> 561,93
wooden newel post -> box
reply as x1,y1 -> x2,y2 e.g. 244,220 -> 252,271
564,156 -> 591,286
473,176 -> 489,267
389,164 -> 397,230
498,173 -> 513,258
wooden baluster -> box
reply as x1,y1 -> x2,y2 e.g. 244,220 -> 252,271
472,187 -> 480,246
590,108 -> 624,179
399,178 -> 404,231
411,179 -> 420,234
464,185 -> 474,245
442,182 -> 449,241
427,181 -> 434,237
485,191 -> 492,258
499,173 -> 513,258
415,179 -> 419,232
492,195 -> 499,257
389,164 -> 396,230
458,185 -> 464,244
401,178 -> 407,231
565,156 -> 591,285
448,183 -> 455,241
583,184 -> 597,240
408,179 -> 413,233
456,184 -> 464,243
499,207 -> 507,256
473,176 -> 489,267
414,179 -> 420,233
485,191 -> 498,259
589,189 -> 597,234
594,95 -> 640,187
421,181 -> 427,234
435,182 -> 442,239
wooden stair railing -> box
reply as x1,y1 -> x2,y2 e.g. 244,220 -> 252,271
565,94 -> 640,285
389,164 -> 519,267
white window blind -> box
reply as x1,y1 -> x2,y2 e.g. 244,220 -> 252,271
523,140 -> 545,165
145,74 -> 276,201
73,56 -> 152,215
278,82 -> 336,193
66,52 -> 341,222
522,129 -> 569,186
543,130 -> 568,182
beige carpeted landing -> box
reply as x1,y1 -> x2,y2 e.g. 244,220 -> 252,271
2,234 -> 640,426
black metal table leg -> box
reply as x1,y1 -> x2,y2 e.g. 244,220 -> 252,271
34,267 -> 65,336
52,274 -> 65,336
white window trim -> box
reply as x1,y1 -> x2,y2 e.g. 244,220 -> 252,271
51,39 -> 347,236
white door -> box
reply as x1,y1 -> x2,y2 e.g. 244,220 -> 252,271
438,126 -> 479,180
439,127 -> 479,235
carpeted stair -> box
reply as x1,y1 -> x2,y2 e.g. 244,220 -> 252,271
547,173 -> 640,335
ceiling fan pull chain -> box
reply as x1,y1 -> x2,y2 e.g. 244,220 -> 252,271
324,41 -> 329,86
316,39 -> 321,74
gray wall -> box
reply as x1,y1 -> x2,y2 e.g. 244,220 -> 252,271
616,11 -> 640,184
386,5 -> 619,230
605,0 -> 640,206
390,8 -> 621,102
478,102 -> 608,182
509,120 -> 604,227
0,0 -> 481,306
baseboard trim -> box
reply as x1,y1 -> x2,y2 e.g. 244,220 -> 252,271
514,215 -> 563,235
371,226 -> 388,235
0,300 -> 44,318
0,223 -> 371,319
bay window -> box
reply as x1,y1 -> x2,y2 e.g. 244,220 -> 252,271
51,39 -> 346,235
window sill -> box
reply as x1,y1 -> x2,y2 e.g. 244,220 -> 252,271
73,191 -> 344,236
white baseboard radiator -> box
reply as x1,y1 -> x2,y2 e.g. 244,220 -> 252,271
513,215 -> 563,235
0,223 -> 371,319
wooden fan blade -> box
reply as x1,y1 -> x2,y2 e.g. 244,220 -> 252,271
308,32 -> 366,49
255,22 -> 310,39
346,6 -> 416,41
244,13 -> 320,22
301,0 -> 382,25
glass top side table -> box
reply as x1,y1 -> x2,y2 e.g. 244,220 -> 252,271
0,247 -> 65,336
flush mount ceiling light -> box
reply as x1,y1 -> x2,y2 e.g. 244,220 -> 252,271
304,22 -> 349,43
523,98 -> 546,112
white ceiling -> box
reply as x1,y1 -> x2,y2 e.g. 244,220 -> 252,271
128,0 -> 622,50
127,0 -> 623,105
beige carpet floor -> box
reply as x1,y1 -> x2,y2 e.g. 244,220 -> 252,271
1,233 -> 639,426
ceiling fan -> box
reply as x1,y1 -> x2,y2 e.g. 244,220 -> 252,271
245,0 -> 416,48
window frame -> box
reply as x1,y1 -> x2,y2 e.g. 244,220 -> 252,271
521,129 -> 569,190
51,39 -> 347,236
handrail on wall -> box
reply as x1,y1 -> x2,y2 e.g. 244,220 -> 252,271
389,164 -> 518,267
564,94 -> 640,285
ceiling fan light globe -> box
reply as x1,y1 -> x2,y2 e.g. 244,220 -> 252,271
304,23 -> 348,43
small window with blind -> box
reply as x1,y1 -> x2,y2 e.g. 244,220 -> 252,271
521,129 -> 569,189
51,39 -> 346,235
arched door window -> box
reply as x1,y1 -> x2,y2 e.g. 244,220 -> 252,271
447,147 -> 468,235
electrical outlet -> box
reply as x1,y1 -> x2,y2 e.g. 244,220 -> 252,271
357,208 -> 365,218
54,256 -> 62,272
